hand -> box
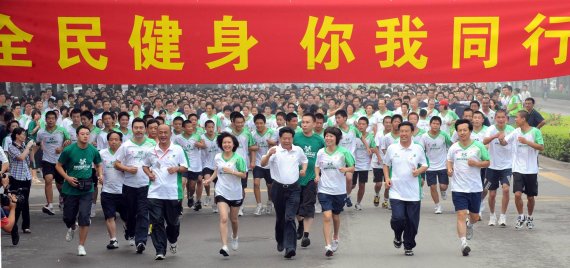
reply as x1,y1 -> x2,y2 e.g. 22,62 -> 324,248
385,178 -> 392,189
497,132 -> 505,140
66,177 -> 78,187
222,167 -> 233,174
202,178 -> 211,184
412,168 -> 421,177
267,147 -> 277,156
98,176 -> 104,184
249,163 -> 255,170
63,140 -> 71,146
314,176 -> 320,184
447,167 -> 454,177
300,169 -> 306,177
26,140 -> 35,149
167,166 -> 179,174
367,148 -> 372,155
467,159 -> 479,167
518,136 -> 528,145
55,147 -> 63,154
148,171 -> 156,181
339,167 -> 349,173
8,194 -> 16,210
126,166 -> 138,174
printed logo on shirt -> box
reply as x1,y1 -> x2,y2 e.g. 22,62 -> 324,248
303,145 -> 316,158
73,158 -> 91,171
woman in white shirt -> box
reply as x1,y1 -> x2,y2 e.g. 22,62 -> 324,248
203,132 -> 247,257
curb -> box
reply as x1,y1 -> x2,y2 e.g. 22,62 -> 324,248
539,155 -> 570,170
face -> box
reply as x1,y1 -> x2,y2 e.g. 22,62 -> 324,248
378,100 -> 386,110
470,103 -> 479,111
205,123 -> 215,135
463,111 -> 473,121
391,118 -> 401,131
276,116 -> 285,127
430,120 -> 441,132
46,114 -> 56,127
324,133 -> 336,147
399,125 -> 412,143
222,136 -> 234,152
173,120 -> 183,132
335,115 -> 346,126
279,132 -> 293,148
77,128 -> 90,144
80,116 -> 92,127
132,122 -> 146,138
315,118 -> 324,130
366,106 -> 374,115
473,114 -> 484,127
383,118 -> 392,132
108,133 -> 122,150
103,115 -> 114,128
287,117 -> 298,129
233,118 -> 245,131
495,112 -> 507,126
301,116 -> 314,133
456,123 -> 471,141
119,116 -> 129,128
524,100 -> 534,111
357,120 -> 368,132
515,113 -> 525,127
158,125 -> 171,144
408,115 -> 418,126
147,123 -> 159,138
255,119 -> 265,131
17,130 -> 26,142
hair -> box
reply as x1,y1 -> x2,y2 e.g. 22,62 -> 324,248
182,119 -> 192,127
231,111 -> 244,122
285,112 -> 298,123
107,131 -> 123,141
70,108 -> 82,116
517,110 -> 530,122
454,119 -> 473,132
278,126 -> 295,137
525,97 -> 535,105
76,125 -> 91,135
302,113 -> 316,122
335,109 -> 348,118
217,132 -> 239,152
80,110 -> 93,121
132,117 -> 146,128
45,110 -> 57,119
254,113 -> 266,123
173,116 -> 184,124
118,111 -> 130,120
223,105 -> 232,112
473,111 -> 485,118
470,100 -> 480,108
398,121 -> 415,132
102,111 -> 115,120
382,116 -> 392,123
430,116 -> 442,124
10,127 -> 26,142
407,112 -> 419,121
276,111 -> 286,119
204,120 -> 215,127
463,108 -> 473,115
147,119 -> 160,127
187,113 -> 198,120
358,116 -> 369,125
495,109 -> 508,117
324,127 -> 342,145
419,109 -> 427,117
315,113 -> 325,121
391,114 -> 403,123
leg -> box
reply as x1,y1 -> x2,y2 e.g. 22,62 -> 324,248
527,196 -> 535,216
253,178 -> 262,204
218,202 -> 230,246
44,174 -> 54,205
21,180 -> 31,229
403,201 -> 420,250
322,211 -> 332,246
123,186 -> 137,239
430,184 -> 440,204
188,180 -> 196,200
62,195 -> 79,229
148,199 -> 166,255
77,193 -> 93,246
514,192 -> 524,215
230,206 -> 239,238
345,172 -> 353,195
488,190 -> 497,214
501,184 -> 510,215
106,217 -> 117,240
456,209 -> 468,238
332,214 -> 341,240
374,182 -> 382,195
135,186 -> 149,245
390,199 -> 406,241
164,200 -> 181,245
271,186 -> 285,246
196,176 -> 204,201
283,187 -> 301,250
357,183 -> 366,204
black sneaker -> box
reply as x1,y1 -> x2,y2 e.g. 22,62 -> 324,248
284,248 -> 296,259
136,243 -> 145,254
194,201 -> 202,211
405,249 -> 414,256
42,206 -> 55,216
277,243 -> 284,252
187,198 -> 194,208
219,246 -> 229,257
296,222 -> 304,240
462,244 -> 471,256
301,237 -> 311,247
107,240 -> 119,249
11,224 -> 20,245
345,197 -> 353,207
393,238 -> 402,249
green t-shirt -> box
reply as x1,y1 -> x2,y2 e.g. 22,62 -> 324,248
59,143 -> 102,195
293,132 -> 326,186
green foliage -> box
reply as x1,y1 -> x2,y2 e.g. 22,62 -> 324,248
540,113 -> 570,162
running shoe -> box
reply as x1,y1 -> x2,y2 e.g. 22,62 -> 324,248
238,206 -> 244,216
66,226 -> 76,242
155,254 -> 165,260
301,236 -> 310,247
128,237 -> 135,246
466,220 -> 474,240
231,236 -> 239,251
90,203 -> 96,218
284,248 -> 296,259
220,245 -> 229,257
441,191 -> 447,200
515,215 -> 526,229
325,245 -> 334,257
393,238 -> 402,248
488,213 -> 497,226
296,222 -> 304,240
254,204 -> 263,216
434,205 -> 442,214
59,196 -> 64,211
315,203 -> 322,214
498,214 -> 507,227
404,249 -> 414,256
136,243 -> 145,254
170,243 -> 178,254
193,201 -> 202,211
187,197 -> 194,208
266,201 -> 273,215
331,239 -> 339,252
107,240 -> 119,249
212,205 -> 218,213
204,196 -> 211,207
373,195 -> 380,207
42,205 -> 55,216
461,243 -> 471,256
78,245 -> 87,256
345,196 -> 353,207
526,216 -> 534,229
382,200 -> 389,209
355,203 -> 362,211
11,225 -> 19,245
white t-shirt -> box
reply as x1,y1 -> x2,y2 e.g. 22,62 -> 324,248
316,146 -> 355,195
214,152 -> 246,201
144,143 -> 188,200
100,148 -> 124,194
505,127 -> 544,174
201,134 -> 220,170
485,125 -> 515,170
267,145 -> 308,185
338,125 -> 361,155
372,110 -> 394,133
384,142 -> 428,201
371,131 -> 389,168
174,132 -> 202,172
252,128 -> 276,168
421,131 -> 452,171
115,138 -> 156,188
451,126 -> 487,144
447,141 -> 490,193
354,132 -> 375,171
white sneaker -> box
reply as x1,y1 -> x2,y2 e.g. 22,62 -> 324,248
66,226 -> 76,242
488,213 -> 497,226
254,204 -> 263,216
315,203 -> 322,214
77,245 -> 86,256
479,201 -> 485,214
434,205 -> 442,214
498,214 -> 506,227
231,236 -> 239,251
355,203 -> 362,211
265,201 -> 273,215
128,238 -> 135,246
204,196 -> 211,207
238,206 -> 244,216
212,205 -> 219,213
466,221 -> 474,240
90,203 -> 96,218
441,191 -> 447,200
331,239 -> 339,252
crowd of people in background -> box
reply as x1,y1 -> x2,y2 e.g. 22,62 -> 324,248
0,83 -> 545,259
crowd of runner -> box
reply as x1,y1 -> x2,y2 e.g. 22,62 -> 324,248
0,83 -> 545,259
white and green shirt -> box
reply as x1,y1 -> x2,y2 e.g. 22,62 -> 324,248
372,110 -> 394,132
115,138 -> 156,188
214,152 -> 246,201
100,148 -> 124,194
485,125 -> 515,170
384,142 -> 429,201
421,131 -> 452,171
447,141 -> 490,193
37,126 -> 70,164
505,127 -> 544,174
316,146 -> 355,195
201,134 -> 220,170
354,132 -> 376,171
338,125 -> 361,155
225,127 -> 255,171
252,128 -> 276,168
199,113 -> 222,131
144,143 -> 188,200
175,132 -> 203,172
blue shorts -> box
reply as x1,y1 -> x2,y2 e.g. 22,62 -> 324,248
426,169 -> 449,186
318,193 -> 346,215
452,191 -> 482,213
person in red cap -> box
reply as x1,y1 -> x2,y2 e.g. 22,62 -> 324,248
437,99 -> 459,134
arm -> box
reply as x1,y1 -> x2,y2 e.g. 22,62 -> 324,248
520,137 -> 545,151
537,120 -> 546,129
314,166 -> 321,184
95,162 -> 104,184
222,166 -> 247,179
260,147 -> 276,167
468,159 -> 490,168
142,166 -> 156,181
204,169 -> 217,184
114,160 -> 138,174
383,164 -> 391,188
56,162 -> 78,187
483,132 -> 500,145
447,160 -> 454,177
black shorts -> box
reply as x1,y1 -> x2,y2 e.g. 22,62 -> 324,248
297,182 -> 317,218
373,168 -> 384,183
426,169 -> 449,186
101,192 -> 126,220
41,161 -> 64,184
63,193 -> 93,227
352,170 -> 369,185
202,168 -> 214,177
185,171 -> 202,181
214,195 -> 243,207
253,166 -> 273,184
513,172 -> 538,196
241,172 -> 249,188
484,168 -> 512,191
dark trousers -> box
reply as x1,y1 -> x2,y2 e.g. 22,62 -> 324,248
63,192 -> 93,227
148,198 -> 180,255
390,199 -> 421,250
123,185 -> 149,245
9,179 -> 31,230
271,182 -> 301,250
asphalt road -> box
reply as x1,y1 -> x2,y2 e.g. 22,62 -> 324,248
535,97 -> 570,116
2,159 -> 570,268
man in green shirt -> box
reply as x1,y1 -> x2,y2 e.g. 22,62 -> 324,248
293,113 -> 325,248
56,125 -> 102,257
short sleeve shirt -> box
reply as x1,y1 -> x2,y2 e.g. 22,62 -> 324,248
447,141 -> 490,193
316,146 -> 355,195
214,152 -> 246,201
59,143 -> 101,195
384,143 -> 429,201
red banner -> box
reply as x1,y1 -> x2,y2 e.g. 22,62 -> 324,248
0,0 -> 569,83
